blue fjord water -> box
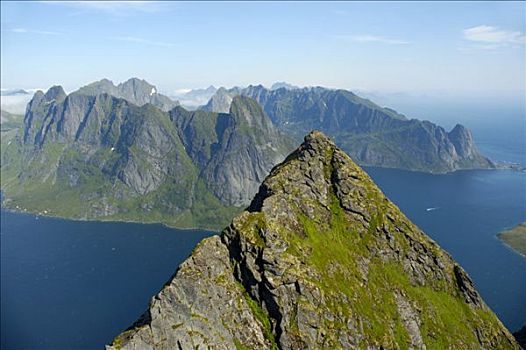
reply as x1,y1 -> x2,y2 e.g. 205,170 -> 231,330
0,213 -> 213,350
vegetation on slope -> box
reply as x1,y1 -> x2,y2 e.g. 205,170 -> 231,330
498,222 -> 526,257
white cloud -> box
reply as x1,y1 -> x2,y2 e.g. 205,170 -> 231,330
457,44 -> 500,53
174,88 -> 192,94
112,36 -> 174,48
42,1 -> 163,16
1,95 -> 33,114
9,28 -> 62,35
463,25 -> 525,45
346,35 -> 410,45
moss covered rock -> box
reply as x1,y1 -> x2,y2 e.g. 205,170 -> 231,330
107,131 -> 519,350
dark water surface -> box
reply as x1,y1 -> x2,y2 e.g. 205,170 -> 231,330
365,167 -> 526,332
0,212 -> 213,350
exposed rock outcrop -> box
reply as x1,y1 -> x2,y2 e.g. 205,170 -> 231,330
2,86 -> 294,229
172,96 -> 294,206
107,131 -> 518,350
75,78 -> 179,112
202,85 -> 495,173
201,87 -> 235,114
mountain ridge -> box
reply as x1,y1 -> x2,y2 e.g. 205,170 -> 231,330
202,85 -> 494,173
74,77 -> 179,112
1,85 -> 293,229
106,130 -> 518,349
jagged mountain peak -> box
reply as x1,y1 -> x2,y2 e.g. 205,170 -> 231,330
31,90 -> 45,101
204,85 -> 217,93
74,78 -> 177,111
208,84 -> 494,173
43,85 -> 66,102
107,130 -> 518,350
304,129 -> 332,147
121,77 -> 150,84
77,78 -> 115,93
172,96 -> 295,207
450,123 -> 470,136
229,95 -> 273,130
118,77 -> 155,92
92,77 -> 114,85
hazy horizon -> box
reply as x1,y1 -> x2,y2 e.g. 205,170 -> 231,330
1,1 -> 525,100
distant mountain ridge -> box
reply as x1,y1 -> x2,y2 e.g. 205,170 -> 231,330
171,85 -> 218,109
202,84 -> 494,173
1,81 -> 294,229
75,78 -> 179,112
1,89 -> 30,96
0,78 -> 497,229
171,96 -> 294,206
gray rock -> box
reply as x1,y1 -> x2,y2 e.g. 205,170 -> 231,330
75,78 -> 179,112
202,85 -> 494,173
7,85 -> 296,229
108,131 -> 519,350
172,95 -> 295,206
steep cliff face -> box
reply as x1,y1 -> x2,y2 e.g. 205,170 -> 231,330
2,86 -> 293,229
107,131 -> 518,350
202,85 -> 494,173
172,96 -> 294,206
12,88 -> 200,222
201,87 -> 236,113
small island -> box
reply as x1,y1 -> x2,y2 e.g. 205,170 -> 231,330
498,222 -> 526,257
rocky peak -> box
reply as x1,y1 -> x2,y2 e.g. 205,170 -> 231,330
23,87 -> 67,143
90,78 -> 115,89
204,85 -> 217,93
202,87 -> 234,113
233,85 -> 493,172
173,97 -> 294,206
74,78 -> 177,111
43,85 -> 66,103
107,130 -> 518,350
118,77 -> 156,99
448,124 -> 473,156
229,95 -> 274,131
29,90 -> 44,104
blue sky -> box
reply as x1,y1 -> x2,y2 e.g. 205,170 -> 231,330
1,1 -> 525,97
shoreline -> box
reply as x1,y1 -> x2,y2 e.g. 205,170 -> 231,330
497,222 -> 526,258
361,164 -> 525,176
499,240 -> 526,259
0,207 -> 220,233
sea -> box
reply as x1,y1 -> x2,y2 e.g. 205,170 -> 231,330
0,215 -> 214,350
1,99 -> 525,349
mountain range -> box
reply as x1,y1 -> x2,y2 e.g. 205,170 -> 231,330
1,79 -> 521,347
1,79 -> 293,229
202,85 -> 494,173
75,78 -> 179,112
1,78 -> 495,229
107,131 -> 519,350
